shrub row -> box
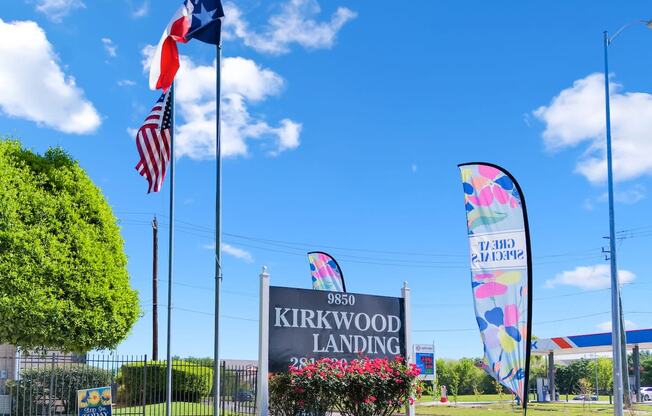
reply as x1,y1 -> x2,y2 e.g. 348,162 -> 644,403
8,365 -> 113,415
116,361 -> 213,405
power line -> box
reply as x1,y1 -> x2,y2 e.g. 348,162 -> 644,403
411,282 -> 643,308
413,310 -> 651,333
133,278 -> 258,298
117,213 -> 624,262
140,305 -> 257,322
117,217 -> 613,270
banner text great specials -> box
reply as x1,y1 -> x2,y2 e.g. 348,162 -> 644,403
468,230 -> 527,271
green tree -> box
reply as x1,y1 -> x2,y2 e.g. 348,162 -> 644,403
588,357 -> 612,395
0,139 -> 139,352
448,365 -> 461,402
641,356 -> 652,387
449,358 -> 484,396
478,370 -> 498,395
436,359 -> 453,391
528,353 -> 547,392
555,359 -> 592,399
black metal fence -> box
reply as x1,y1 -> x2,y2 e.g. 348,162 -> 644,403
0,353 -> 257,416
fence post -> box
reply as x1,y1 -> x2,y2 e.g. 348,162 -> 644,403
221,361 -> 226,415
255,266 -> 269,416
142,355 -> 148,416
233,366 -> 240,412
49,355 -> 55,416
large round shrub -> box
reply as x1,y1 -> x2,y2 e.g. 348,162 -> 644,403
0,139 -> 139,352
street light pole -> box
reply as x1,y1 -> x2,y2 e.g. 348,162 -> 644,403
602,29 -> 624,416
602,20 -> 652,415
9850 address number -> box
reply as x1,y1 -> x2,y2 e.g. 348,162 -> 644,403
327,293 -> 355,306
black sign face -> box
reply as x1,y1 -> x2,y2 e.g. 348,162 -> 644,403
268,286 -> 405,373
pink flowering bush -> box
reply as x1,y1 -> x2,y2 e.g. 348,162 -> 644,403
269,359 -> 339,416
269,357 -> 421,416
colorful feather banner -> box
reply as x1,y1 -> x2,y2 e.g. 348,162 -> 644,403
458,163 -> 532,408
308,251 -> 346,292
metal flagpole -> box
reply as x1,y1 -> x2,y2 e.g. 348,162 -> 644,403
603,31 -> 624,416
213,43 -> 223,416
153,216 -> 159,361
165,82 -> 176,416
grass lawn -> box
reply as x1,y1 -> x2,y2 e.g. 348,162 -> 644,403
418,394 -> 509,403
109,398 -> 649,415
418,394 -> 615,403
113,402 -> 250,415
416,402 -> 652,415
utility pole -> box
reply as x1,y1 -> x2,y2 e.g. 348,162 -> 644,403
152,216 -> 159,361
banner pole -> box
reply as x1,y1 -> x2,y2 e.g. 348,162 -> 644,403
402,281 -> 414,416
165,82 -> 176,416
256,267 -> 270,416
213,42 -> 223,416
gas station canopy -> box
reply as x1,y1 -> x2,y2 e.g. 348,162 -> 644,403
532,328 -> 652,355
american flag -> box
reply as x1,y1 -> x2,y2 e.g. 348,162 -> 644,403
135,89 -> 173,193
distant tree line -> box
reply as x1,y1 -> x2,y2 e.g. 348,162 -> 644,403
434,351 -> 652,400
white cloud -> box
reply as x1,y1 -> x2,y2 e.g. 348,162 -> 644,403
582,198 -> 595,211
223,0 -> 356,55
544,264 -> 636,290
131,1 -> 149,18
117,79 -> 136,87
614,184 -> 646,204
583,184 -> 646,211
0,19 -> 100,134
34,0 -> 85,22
598,184 -> 646,205
534,73 -> 652,183
203,243 -> 253,263
102,37 -> 117,57
597,319 -> 637,332
223,243 -> 254,262
142,47 -> 301,159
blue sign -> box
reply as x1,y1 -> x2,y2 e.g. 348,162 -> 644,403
78,386 -> 112,416
413,344 -> 435,381
416,353 -> 434,376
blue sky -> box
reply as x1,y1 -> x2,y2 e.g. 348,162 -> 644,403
2,0 -> 652,361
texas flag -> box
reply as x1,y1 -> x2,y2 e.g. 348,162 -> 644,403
149,0 -> 225,91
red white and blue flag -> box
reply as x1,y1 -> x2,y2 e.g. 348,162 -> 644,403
149,0 -> 225,91
135,90 -> 173,193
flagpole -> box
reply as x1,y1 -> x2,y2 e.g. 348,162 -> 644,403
213,43 -> 223,416
165,82 -> 176,416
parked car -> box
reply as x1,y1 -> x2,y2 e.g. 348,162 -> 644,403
572,394 -> 598,401
234,391 -> 255,402
640,387 -> 652,401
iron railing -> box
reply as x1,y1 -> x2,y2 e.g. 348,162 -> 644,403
0,353 -> 257,416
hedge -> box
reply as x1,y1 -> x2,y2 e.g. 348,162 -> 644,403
8,365 -> 113,415
117,361 -> 213,405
